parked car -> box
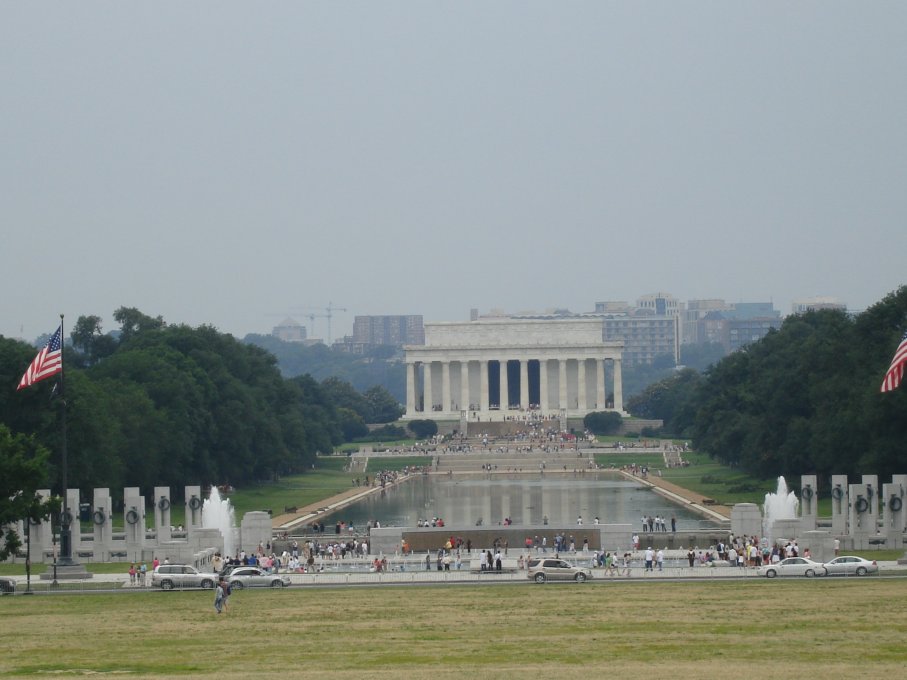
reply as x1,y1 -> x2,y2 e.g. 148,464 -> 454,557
151,564 -> 219,590
757,557 -> 827,578
0,577 -> 15,594
822,556 -> 878,577
226,566 -> 290,589
527,557 -> 592,583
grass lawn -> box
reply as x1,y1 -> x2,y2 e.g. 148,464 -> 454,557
659,451 -> 778,505
226,456 -> 354,517
2,580 -> 906,678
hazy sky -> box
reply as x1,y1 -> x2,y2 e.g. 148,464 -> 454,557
3,3 -> 905,343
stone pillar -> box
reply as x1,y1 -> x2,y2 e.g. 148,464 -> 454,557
830,475 -> 848,536
32,488 -> 53,560
240,512 -> 272,556
539,359 -> 549,412
422,361 -> 432,413
849,482 -> 873,536
185,485 -> 203,531
520,359 -> 529,410
731,503 -> 763,538
613,358 -> 623,412
577,359 -> 587,411
123,487 -> 146,561
596,359 -> 606,409
500,360 -> 509,411
558,358 -> 568,411
883,480 -> 906,547
405,361 -> 416,415
862,474 -> 879,533
442,361 -> 451,413
154,486 -> 172,542
460,360 -> 470,412
800,475 -> 818,531
889,475 -> 907,540
93,488 -> 113,562
479,360 -> 489,413
66,488 -> 82,557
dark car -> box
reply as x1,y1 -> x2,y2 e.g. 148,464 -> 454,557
0,577 -> 15,594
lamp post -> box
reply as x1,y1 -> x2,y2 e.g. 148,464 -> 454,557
51,512 -> 58,587
25,520 -> 32,594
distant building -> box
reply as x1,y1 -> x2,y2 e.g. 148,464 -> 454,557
688,302 -> 781,352
727,317 -> 781,351
601,313 -> 679,366
352,315 -> 425,348
593,301 -> 632,314
272,317 -> 307,343
791,296 -> 847,314
683,299 -> 731,344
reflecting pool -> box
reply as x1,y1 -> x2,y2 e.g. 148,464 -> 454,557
321,472 -> 712,530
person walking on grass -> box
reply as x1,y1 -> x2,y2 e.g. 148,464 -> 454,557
214,581 -> 225,614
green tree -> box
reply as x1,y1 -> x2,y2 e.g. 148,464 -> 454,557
0,424 -> 58,561
583,411 -> 622,435
113,307 -> 164,343
337,407 -> 368,440
363,385 -> 404,423
408,419 -> 438,439
70,314 -> 118,367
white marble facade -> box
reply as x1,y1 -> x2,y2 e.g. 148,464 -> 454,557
403,318 -> 624,420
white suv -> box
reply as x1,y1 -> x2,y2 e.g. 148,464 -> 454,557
527,557 -> 592,583
152,564 -> 219,590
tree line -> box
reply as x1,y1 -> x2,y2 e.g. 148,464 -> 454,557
627,287 -> 907,480
0,308 -> 404,495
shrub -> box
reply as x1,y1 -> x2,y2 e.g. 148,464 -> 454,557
583,411 -> 623,435
407,419 -> 438,439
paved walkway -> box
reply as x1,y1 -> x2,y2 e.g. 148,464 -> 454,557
620,471 -> 732,520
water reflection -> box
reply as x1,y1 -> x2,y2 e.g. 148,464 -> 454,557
320,472 -> 707,529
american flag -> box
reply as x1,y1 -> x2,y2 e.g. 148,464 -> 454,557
17,324 -> 64,391
880,330 -> 907,393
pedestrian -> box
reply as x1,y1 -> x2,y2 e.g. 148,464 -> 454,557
220,579 -> 231,612
214,581 -> 225,614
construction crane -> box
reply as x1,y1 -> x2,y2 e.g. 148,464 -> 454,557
303,313 -> 330,339
293,303 -> 348,343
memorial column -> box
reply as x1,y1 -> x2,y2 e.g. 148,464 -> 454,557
441,361 -> 451,413
405,361 -> 416,416
460,360 -> 470,412
577,358 -> 587,411
479,359 -> 489,413
558,358 -> 568,410
613,358 -> 623,412
596,359 -> 606,409
520,359 -> 529,409
539,359 -> 549,412
422,361 -> 432,413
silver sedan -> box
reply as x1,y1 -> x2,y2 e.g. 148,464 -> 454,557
822,556 -> 878,577
757,557 -> 827,578
227,567 -> 291,589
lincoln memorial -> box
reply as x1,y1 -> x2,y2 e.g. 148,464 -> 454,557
403,318 -> 625,421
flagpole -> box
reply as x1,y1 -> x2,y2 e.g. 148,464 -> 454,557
57,312 -> 76,567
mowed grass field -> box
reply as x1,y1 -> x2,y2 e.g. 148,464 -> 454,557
3,579 -> 907,678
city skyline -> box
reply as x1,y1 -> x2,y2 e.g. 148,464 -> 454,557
3,4 -> 904,343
